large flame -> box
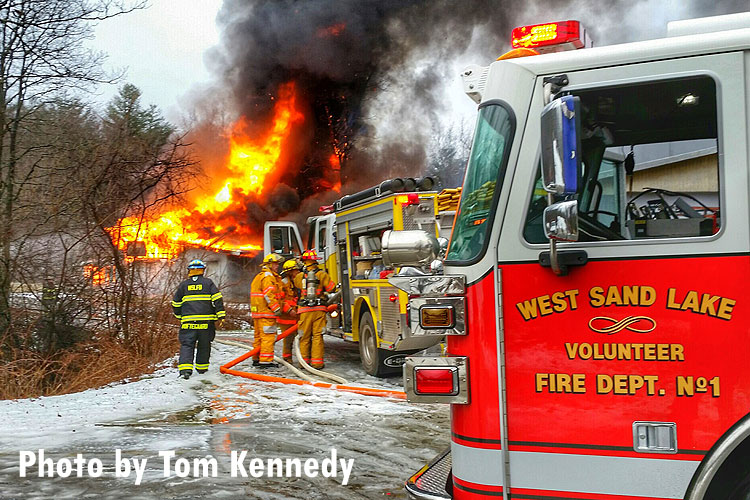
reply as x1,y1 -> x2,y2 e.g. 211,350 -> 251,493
107,82 -> 306,260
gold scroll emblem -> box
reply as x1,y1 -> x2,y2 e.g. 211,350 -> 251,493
588,316 -> 656,335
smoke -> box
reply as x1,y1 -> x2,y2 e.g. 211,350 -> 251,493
186,0 -> 749,242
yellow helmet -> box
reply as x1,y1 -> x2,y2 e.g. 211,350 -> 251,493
282,259 -> 301,272
262,253 -> 283,264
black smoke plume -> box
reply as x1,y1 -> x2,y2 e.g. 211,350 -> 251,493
189,0 -> 749,245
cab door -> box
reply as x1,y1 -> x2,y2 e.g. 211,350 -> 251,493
498,52 -> 748,498
262,221 -> 303,259
309,214 -> 338,282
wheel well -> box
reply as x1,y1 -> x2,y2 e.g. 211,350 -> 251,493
702,436 -> 750,499
352,298 -> 372,342
686,412 -> 750,499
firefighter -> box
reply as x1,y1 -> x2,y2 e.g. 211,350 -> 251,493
297,249 -> 335,369
172,259 -> 225,380
279,259 -> 302,362
250,253 -> 292,367
41,279 -> 56,311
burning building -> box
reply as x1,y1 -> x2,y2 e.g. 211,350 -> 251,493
104,1 -> 750,301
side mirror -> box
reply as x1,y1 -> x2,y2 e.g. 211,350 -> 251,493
544,200 -> 579,242
541,95 -> 582,195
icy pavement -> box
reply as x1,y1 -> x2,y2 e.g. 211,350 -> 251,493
0,334 -> 449,499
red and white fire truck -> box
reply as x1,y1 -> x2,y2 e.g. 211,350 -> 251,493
384,12 -> 750,500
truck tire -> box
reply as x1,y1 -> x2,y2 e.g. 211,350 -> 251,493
358,310 -> 398,377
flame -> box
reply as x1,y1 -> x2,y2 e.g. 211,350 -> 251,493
107,82 -> 305,260
83,264 -> 116,285
221,84 -> 304,197
329,154 -> 342,192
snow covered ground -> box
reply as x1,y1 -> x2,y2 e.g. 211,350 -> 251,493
0,334 -> 449,499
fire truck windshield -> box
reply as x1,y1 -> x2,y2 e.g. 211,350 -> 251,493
446,102 -> 514,263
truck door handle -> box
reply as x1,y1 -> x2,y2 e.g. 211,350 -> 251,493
538,250 -> 588,275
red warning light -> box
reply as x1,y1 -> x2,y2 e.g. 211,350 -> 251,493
511,21 -> 588,53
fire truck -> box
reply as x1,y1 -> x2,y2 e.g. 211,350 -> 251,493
263,176 -> 446,376
382,12 -> 750,500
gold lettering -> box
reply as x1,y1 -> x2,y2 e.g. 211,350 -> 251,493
717,298 -> 736,321
657,344 -> 669,360
589,287 -> 605,307
666,288 -> 680,310
565,289 -> 579,309
613,375 -> 628,394
551,292 -> 567,313
681,291 -> 700,312
535,373 -> 549,392
700,294 -> 720,316
597,374 -> 612,394
641,286 -> 656,306
643,344 -> 656,361
516,299 -> 538,321
618,343 -> 631,360
572,374 -> 586,393
632,343 -> 643,360
671,344 -> 684,361
628,375 -> 644,394
592,343 -> 605,360
603,343 -> 617,360
622,286 -> 638,306
564,343 -> 577,359
605,286 -> 623,306
538,295 -> 553,316
578,343 -> 592,359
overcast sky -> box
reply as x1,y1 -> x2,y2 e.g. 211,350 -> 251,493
86,0 -> 223,119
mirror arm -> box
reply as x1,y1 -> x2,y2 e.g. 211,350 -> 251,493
543,74 -> 569,104
546,192 -> 563,275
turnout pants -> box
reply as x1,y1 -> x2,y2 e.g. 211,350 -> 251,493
298,311 -> 326,368
253,318 -> 278,364
178,322 -> 215,373
278,318 -> 297,362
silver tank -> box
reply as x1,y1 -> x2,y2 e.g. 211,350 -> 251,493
381,230 -> 440,268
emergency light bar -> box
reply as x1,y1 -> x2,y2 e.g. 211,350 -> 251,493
511,20 -> 591,53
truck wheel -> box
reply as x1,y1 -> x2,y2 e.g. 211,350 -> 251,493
358,310 -> 391,377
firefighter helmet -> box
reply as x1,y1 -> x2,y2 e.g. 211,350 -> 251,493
187,259 -> 206,269
301,249 -> 319,262
282,259 -> 301,273
262,253 -> 283,264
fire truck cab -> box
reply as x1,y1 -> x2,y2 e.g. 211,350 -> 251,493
264,177 -> 446,376
391,12 -> 750,500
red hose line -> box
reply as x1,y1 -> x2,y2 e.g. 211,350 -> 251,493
219,322 -> 406,400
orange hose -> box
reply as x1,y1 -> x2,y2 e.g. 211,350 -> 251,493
220,323 -> 406,400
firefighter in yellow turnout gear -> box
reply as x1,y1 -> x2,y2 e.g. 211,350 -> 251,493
298,249 -> 335,368
172,259 -> 225,380
250,253 -> 291,367
279,259 -> 302,362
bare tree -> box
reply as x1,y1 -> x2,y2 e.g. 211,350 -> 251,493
80,84 -> 197,342
426,118 -> 473,189
0,0 -> 146,344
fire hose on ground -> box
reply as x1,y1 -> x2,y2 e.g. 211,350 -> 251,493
218,322 -> 406,400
